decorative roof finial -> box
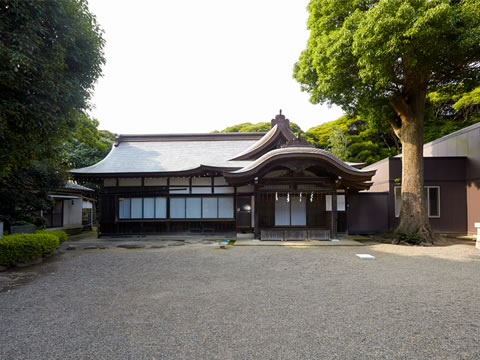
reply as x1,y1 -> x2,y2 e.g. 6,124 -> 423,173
271,110 -> 289,128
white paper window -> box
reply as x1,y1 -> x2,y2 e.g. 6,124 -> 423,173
191,187 -> 212,194
131,198 -> 143,218
170,198 -> 186,218
291,198 -> 306,226
325,195 -> 332,211
325,194 -> 345,211
202,198 -> 218,218
155,197 -> 167,219
119,198 -> 131,219
275,197 -> 290,226
169,187 -> 189,194
218,197 -> 234,218
214,187 -> 234,194
186,198 -> 202,218
143,198 -> 155,219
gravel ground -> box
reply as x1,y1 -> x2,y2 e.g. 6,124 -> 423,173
1,242 -> 479,360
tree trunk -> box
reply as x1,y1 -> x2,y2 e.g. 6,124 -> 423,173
391,88 -> 436,244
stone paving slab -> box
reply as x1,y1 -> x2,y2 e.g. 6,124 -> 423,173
234,239 -> 364,246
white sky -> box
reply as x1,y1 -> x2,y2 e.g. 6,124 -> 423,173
87,0 -> 344,134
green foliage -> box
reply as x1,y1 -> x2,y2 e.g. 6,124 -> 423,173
329,127 -> 348,160
65,112 -> 115,169
0,233 -> 59,267
37,230 -> 67,244
454,87 -> 480,111
294,0 -> 480,127
0,161 -> 67,226
0,0 -> 105,179
395,231 -> 423,246
424,116 -> 480,144
306,116 -> 399,164
213,121 -> 304,134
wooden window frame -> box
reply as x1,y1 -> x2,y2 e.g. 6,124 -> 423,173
394,186 -> 440,218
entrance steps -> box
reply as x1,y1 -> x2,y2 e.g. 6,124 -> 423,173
236,233 -> 255,239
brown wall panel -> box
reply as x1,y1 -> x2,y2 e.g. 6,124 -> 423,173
348,193 -> 389,234
467,182 -> 480,234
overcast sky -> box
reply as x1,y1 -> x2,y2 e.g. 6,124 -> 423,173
87,0 -> 344,134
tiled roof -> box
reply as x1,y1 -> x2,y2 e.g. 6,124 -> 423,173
232,147 -> 374,176
63,181 -> 93,192
70,133 -> 262,175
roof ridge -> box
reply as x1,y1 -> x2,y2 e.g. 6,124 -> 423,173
115,132 -> 266,144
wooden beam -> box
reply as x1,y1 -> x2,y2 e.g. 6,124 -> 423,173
331,192 -> 337,239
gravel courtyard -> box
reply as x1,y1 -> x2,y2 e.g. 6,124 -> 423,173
1,241 -> 479,360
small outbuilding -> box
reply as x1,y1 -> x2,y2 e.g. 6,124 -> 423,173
43,181 -> 95,233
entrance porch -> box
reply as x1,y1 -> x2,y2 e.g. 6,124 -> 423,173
254,190 -> 347,241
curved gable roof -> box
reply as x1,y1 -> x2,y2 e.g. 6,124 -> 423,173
229,114 -> 298,161
225,147 -> 376,189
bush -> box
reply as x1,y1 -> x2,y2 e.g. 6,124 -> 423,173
396,231 -> 423,245
37,230 -> 67,244
0,233 -> 60,267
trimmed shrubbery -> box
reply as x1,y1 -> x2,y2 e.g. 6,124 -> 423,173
0,233 -> 61,267
37,230 -> 68,244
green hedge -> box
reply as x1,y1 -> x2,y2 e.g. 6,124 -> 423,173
0,233 -> 60,267
37,230 -> 68,244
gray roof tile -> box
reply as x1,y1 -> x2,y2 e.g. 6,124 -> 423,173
71,136 -> 259,175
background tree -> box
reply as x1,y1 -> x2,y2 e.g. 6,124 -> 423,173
306,115 -> 400,164
0,0 -> 105,178
213,121 -> 303,134
0,0 -> 105,226
329,126 -> 349,160
65,111 -> 115,169
294,0 -> 480,243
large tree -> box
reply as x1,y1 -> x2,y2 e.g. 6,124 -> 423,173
0,0 -> 105,225
294,0 -> 480,243
0,0 -> 105,178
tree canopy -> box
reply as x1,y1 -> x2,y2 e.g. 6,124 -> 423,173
0,0 -> 105,226
65,112 -> 115,169
213,121 -> 303,134
0,0 -> 105,178
307,116 -> 400,164
294,0 -> 480,243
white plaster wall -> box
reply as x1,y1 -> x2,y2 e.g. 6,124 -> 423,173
63,198 -> 83,229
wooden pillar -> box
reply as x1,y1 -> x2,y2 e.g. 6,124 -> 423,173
114,177 -> 119,234
345,190 -> 349,235
254,189 -> 259,239
331,191 -> 337,239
